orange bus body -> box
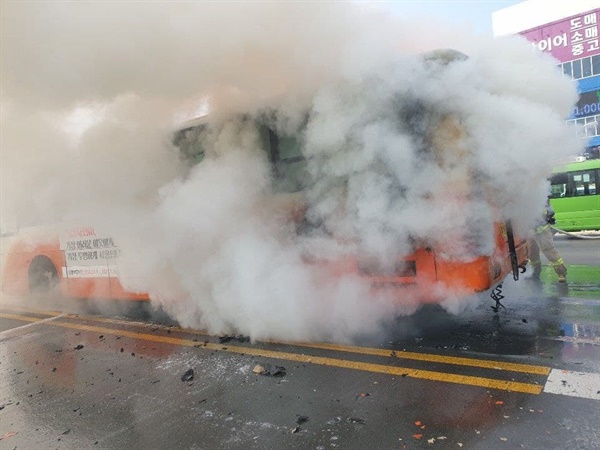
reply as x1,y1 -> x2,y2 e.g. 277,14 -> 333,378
1,233 -> 148,301
310,223 -> 528,303
1,222 -> 527,304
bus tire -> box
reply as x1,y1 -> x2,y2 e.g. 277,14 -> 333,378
28,256 -> 59,294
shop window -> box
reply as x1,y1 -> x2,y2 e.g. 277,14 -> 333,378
583,57 -> 592,77
593,55 -> 600,75
573,59 -> 583,79
576,118 -> 586,137
585,116 -> 597,137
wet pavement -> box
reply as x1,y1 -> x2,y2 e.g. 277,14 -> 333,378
1,239 -> 599,449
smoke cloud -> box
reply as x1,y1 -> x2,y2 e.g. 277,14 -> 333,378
1,2 -> 582,342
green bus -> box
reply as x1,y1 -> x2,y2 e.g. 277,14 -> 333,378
549,159 -> 600,231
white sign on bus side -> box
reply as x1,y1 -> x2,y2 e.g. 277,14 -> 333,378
59,226 -> 120,278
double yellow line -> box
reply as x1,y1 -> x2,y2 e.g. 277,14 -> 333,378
0,308 -> 550,394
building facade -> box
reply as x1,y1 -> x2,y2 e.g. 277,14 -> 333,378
493,0 -> 600,155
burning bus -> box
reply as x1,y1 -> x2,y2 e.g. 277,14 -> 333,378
1,50 -> 529,311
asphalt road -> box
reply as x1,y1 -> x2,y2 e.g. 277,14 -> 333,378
1,238 -> 599,449
553,234 -> 600,265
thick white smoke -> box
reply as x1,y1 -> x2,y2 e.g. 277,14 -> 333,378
1,2 -> 582,342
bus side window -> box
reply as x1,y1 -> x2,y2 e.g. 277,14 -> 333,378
550,173 -> 568,198
258,124 -> 303,192
570,170 -> 597,196
274,133 -> 308,193
572,173 -> 584,196
590,169 -> 597,195
173,125 -> 206,164
278,135 -> 303,161
259,125 -> 276,162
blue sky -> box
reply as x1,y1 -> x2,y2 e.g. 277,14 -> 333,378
383,0 -> 522,35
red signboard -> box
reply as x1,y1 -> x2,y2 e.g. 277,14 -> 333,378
520,8 -> 600,63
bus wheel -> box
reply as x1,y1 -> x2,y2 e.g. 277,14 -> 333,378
28,256 -> 59,293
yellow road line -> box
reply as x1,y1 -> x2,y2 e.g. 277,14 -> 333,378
1,306 -> 62,317
1,306 -> 168,329
0,311 -> 153,329
67,316 -> 549,375
53,321 -> 545,395
0,312 -> 543,395
1,309 -> 550,376
86,322 -> 550,375
290,342 -> 551,375
66,314 -> 158,328
0,312 -> 43,323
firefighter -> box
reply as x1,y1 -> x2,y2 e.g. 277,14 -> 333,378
529,202 -> 567,283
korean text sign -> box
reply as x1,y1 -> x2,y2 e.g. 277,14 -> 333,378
520,9 -> 600,63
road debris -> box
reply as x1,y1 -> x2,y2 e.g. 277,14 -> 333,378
252,363 -> 286,377
0,432 -> 18,440
181,368 -> 194,382
414,420 -> 426,429
296,415 -> 309,425
347,417 -> 366,424
263,364 -> 285,377
74,344 -> 84,350
218,335 -> 250,343
291,426 -> 300,433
